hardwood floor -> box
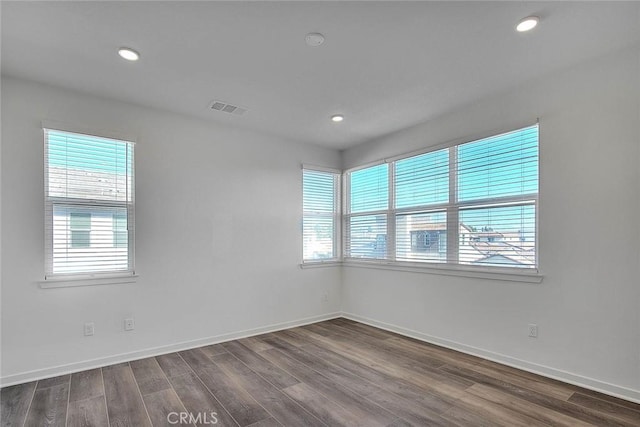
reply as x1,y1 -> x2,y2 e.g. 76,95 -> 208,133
2,319 -> 639,426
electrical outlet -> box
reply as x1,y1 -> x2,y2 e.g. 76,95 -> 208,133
528,323 -> 538,338
84,322 -> 95,336
124,318 -> 135,331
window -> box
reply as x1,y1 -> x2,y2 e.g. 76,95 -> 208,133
345,163 -> 389,259
345,125 -> 539,269
44,129 -> 135,278
70,212 -> 91,248
302,168 -> 340,262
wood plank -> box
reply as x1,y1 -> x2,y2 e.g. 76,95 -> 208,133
168,372 -> 239,427
440,364 -> 635,427
457,360 -> 575,401
265,337 -> 380,397
0,381 -> 36,427
452,391 -> 546,427
384,336 -> 485,367
384,419 -> 414,427
102,364 -> 152,427
141,388 -> 191,427
364,389 -> 452,427
237,336 -> 273,353
259,347 -> 397,427
289,327 -> 470,400
479,358 -> 576,399
272,329 -> 309,348
310,322 -> 450,371
568,392 -> 640,425
574,388 -> 640,413
179,348 -> 220,372
156,353 -> 193,378
200,343 -> 229,358
24,382 -> 69,427
246,417 -> 282,427
466,383 -> 594,427
180,349 -> 270,426
67,396 -> 109,427
264,336 -> 453,425
222,341 -> 300,389
211,352 -> 326,427
36,374 -> 71,390
69,369 -> 104,402
324,319 -> 399,342
441,404 -> 503,427
130,357 -> 171,395
283,382 -> 374,426
297,340 -> 454,413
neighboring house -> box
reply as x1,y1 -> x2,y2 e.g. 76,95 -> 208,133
399,221 -> 535,267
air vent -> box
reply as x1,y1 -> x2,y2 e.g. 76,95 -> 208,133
209,100 -> 247,116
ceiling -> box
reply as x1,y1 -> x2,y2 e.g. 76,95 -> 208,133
2,1 -> 639,150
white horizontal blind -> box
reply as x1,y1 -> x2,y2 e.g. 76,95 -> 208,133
394,148 -> 449,262
346,124 -> 539,269
395,148 -> 449,209
303,169 -> 339,262
44,129 -> 135,277
349,163 -> 389,213
345,163 -> 389,259
456,125 -> 538,267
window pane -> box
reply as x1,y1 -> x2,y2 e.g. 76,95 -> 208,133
70,213 -> 91,248
347,215 -> 387,259
457,125 -> 538,202
47,130 -> 133,202
303,214 -> 334,260
45,129 -> 134,277
395,149 -> 449,209
303,169 -> 338,261
459,204 -> 536,268
349,164 -> 388,213
52,205 -> 129,274
113,213 -> 128,248
396,212 -> 447,262
303,170 -> 335,213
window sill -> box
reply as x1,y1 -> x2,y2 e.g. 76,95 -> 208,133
342,260 -> 543,283
39,274 -> 138,289
299,260 -> 342,269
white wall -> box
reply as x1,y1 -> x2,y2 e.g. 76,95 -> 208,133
2,45 -> 639,403
0,77 -> 342,385
342,46 -> 640,402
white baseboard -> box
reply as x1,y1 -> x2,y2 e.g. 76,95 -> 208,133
342,312 -> 640,405
4,310 -> 640,406
0,312 -> 341,387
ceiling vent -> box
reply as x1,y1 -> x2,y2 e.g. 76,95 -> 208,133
209,100 -> 247,116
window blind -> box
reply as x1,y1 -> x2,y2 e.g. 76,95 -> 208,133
44,129 -> 135,277
303,168 -> 339,262
345,124 -> 538,269
345,163 -> 389,259
456,125 -> 538,267
349,163 -> 389,213
395,148 -> 449,209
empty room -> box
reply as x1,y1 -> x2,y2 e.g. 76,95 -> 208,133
1,1 -> 639,426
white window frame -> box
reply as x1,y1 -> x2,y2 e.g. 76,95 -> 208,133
43,127 -> 136,286
343,124 -> 541,281
302,165 -> 341,266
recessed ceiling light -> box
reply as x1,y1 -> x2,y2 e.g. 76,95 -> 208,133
516,16 -> 539,32
305,33 -> 325,47
118,47 -> 140,61
331,114 -> 344,122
